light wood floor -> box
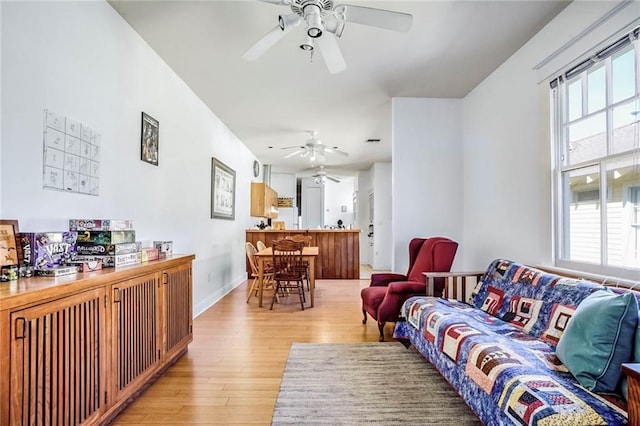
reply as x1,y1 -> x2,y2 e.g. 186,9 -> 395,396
112,278 -> 393,424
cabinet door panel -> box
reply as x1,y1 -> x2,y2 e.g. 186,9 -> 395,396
112,273 -> 161,401
10,287 -> 105,426
163,263 -> 192,359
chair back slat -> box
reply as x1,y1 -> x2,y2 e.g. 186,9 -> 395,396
284,235 -> 312,247
272,239 -> 305,281
245,242 -> 259,276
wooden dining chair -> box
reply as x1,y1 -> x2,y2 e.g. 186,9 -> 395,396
284,235 -> 312,290
256,240 -> 267,251
245,242 -> 273,303
270,239 -> 306,310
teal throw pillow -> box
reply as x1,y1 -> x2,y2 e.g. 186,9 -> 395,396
556,290 -> 638,393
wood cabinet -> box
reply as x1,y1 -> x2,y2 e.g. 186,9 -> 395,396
110,272 -> 161,404
0,254 -> 194,426
251,182 -> 278,218
9,287 -> 106,425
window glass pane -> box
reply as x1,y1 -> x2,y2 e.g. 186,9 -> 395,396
587,66 -> 606,113
612,49 -> 636,103
562,166 -> 601,263
568,78 -> 582,121
567,112 -> 606,164
612,98 -> 640,154
606,157 -> 640,268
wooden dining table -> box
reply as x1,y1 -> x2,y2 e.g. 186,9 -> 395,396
254,246 -> 319,308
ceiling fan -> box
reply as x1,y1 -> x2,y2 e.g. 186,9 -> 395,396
242,0 -> 413,74
312,166 -> 341,183
282,130 -> 348,162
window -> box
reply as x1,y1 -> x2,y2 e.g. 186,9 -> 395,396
551,28 -> 640,278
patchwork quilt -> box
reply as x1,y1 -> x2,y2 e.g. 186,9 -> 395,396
393,259 -> 629,426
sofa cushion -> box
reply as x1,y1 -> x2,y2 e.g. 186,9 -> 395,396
472,260 -> 561,314
556,289 -> 638,393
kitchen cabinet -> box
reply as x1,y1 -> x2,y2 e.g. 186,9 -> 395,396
0,254 -> 194,425
251,182 -> 278,218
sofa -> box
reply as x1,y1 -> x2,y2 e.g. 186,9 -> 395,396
394,259 -> 639,425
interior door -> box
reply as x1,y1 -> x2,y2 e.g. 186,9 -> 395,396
303,186 -> 323,229
368,190 -> 374,267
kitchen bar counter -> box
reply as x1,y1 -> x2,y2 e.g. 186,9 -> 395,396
246,229 -> 360,279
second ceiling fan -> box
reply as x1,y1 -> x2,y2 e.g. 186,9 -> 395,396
242,0 -> 413,74
282,130 -> 348,163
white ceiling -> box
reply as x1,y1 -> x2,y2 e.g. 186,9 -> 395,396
108,0 -> 570,176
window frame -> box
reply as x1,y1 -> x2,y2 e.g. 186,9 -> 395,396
552,39 -> 640,280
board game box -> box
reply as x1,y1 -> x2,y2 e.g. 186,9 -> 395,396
76,231 -> 136,245
35,265 -> 79,277
19,232 -> 78,269
69,219 -> 134,231
140,247 -> 159,262
153,241 -> 173,256
74,252 -> 141,268
75,242 -> 141,256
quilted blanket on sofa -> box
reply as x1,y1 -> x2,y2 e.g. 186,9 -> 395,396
394,297 -> 627,425
394,259 -> 630,426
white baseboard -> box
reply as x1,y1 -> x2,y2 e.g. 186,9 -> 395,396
193,278 -> 245,318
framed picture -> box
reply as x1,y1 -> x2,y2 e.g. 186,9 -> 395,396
211,157 -> 236,220
0,220 -> 21,266
140,112 -> 159,166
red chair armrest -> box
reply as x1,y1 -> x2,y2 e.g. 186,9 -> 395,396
387,281 -> 427,295
370,273 -> 408,287
376,281 -> 427,323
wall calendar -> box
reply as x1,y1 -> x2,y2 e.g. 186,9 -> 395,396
43,109 -> 100,196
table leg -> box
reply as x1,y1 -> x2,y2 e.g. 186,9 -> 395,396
309,257 -> 315,308
258,258 -> 264,308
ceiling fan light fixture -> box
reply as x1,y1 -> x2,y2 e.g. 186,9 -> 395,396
324,18 -> 344,38
278,13 -> 301,30
300,35 -> 314,51
303,5 -> 323,38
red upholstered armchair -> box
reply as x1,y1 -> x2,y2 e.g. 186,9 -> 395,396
361,237 -> 458,341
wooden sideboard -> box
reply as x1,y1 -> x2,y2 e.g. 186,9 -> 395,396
0,254 -> 195,425
246,230 -> 360,279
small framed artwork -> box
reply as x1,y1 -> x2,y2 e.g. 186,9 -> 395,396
211,157 -> 236,220
140,112 -> 159,166
0,220 -> 21,266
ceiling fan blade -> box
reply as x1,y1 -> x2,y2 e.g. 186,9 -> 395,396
337,4 -> 413,32
281,145 -> 304,150
315,33 -> 346,74
324,147 -> 349,157
242,25 -> 290,61
257,0 -> 291,5
284,149 -> 305,158
327,176 -> 341,183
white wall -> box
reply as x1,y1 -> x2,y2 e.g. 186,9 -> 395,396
372,162 -> 392,270
461,1 -> 640,270
0,1 -> 3,217
324,178 -> 355,228
1,1 -> 257,316
392,98 -> 463,274
357,168 -> 373,264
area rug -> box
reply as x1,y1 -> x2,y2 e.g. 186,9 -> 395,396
272,342 -> 481,425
